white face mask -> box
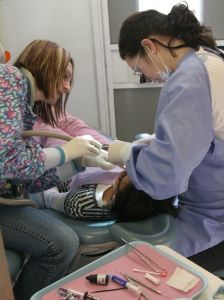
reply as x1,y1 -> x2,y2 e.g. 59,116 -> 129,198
145,48 -> 173,82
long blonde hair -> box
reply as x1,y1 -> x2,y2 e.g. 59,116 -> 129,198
14,39 -> 74,126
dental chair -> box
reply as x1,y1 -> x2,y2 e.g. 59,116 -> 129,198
6,130 -> 224,285
3,129 -> 119,284
37,203 -> 177,272
3,132 -> 178,285
4,198 -> 177,285
7,131 -> 224,286
109,214 -> 176,248
31,192 -> 118,272
4,206 -> 117,285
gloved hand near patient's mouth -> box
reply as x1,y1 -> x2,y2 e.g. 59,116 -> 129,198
108,134 -> 155,165
60,135 -> 102,162
81,149 -> 115,170
108,140 -> 133,165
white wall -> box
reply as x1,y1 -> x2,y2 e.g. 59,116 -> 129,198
0,0 -> 104,131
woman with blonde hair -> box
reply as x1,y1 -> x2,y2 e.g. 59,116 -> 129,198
0,39 -> 113,300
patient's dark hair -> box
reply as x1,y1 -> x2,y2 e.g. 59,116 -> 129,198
110,182 -> 179,222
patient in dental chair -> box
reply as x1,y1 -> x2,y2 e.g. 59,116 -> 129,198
33,103 -> 179,222
43,170 -> 179,222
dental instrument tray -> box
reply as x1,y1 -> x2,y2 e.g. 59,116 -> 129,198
30,241 -> 208,300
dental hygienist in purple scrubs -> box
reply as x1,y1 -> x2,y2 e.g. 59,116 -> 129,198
108,3 -> 224,273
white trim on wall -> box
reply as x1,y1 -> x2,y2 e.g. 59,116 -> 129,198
90,0 -> 116,137
91,0 -> 117,138
101,0 -> 117,138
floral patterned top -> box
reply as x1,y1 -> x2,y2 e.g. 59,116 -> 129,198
0,64 -> 61,194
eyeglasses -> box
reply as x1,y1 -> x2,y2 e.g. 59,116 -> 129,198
108,171 -> 127,209
133,51 -> 142,76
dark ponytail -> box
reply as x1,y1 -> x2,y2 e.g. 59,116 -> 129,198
167,2 -> 216,49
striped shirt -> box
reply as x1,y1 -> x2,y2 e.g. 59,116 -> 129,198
64,184 -> 114,220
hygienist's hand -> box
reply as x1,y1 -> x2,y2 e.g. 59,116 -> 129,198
81,149 -> 115,170
108,135 -> 155,165
108,140 -> 133,165
61,135 -> 102,162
